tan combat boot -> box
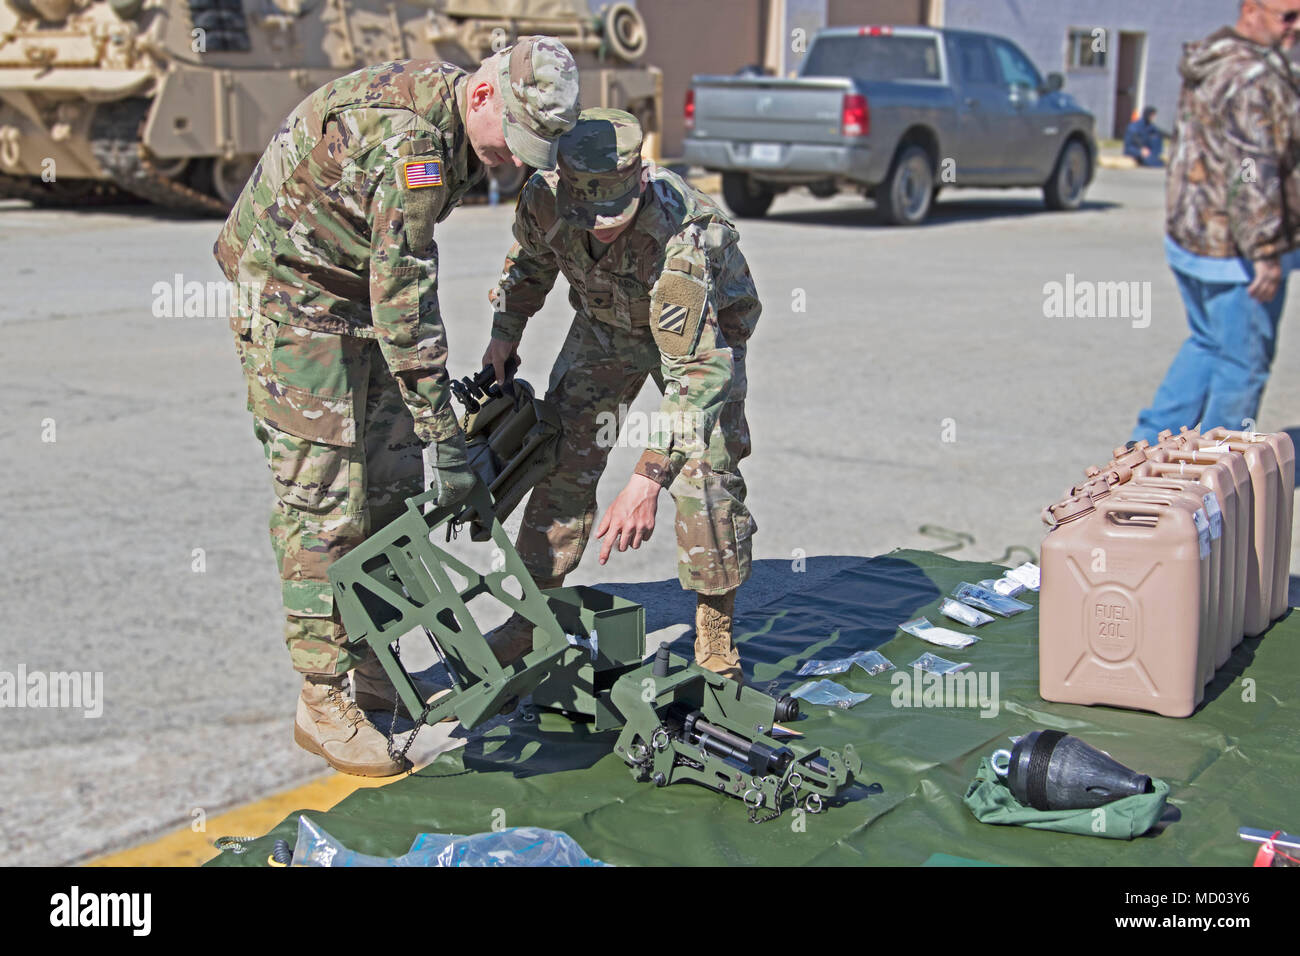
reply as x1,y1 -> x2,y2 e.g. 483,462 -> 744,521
695,590 -> 744,684
294,675 -> 410,777
485,575 -> 564,665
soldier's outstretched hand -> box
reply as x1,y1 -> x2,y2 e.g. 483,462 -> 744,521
596,474 -> 662,564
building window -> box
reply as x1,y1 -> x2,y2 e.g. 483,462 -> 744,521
1067,27 -> 1108,69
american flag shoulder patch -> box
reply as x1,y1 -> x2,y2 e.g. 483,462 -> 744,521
403,159 -> 442,189
658,304 -> 688,334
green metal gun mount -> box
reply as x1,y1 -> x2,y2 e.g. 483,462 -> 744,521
612,648 -> 861,818
327,370 -> 862,818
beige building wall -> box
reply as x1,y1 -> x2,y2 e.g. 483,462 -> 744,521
637,0 -> 767,160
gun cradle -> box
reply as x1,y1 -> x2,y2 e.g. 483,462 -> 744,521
611,657 -> 862,816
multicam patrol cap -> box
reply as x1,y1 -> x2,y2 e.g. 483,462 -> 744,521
556,107 -> 645,230
498,36 -> 581,170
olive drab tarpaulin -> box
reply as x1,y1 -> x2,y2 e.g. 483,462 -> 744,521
208,551 -> 1300,867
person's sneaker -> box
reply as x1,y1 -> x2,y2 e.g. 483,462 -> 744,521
294,676 -> 409,777
694,591 -> 745,685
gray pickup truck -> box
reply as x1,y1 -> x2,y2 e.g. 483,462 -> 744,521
684,26 -> 1097,225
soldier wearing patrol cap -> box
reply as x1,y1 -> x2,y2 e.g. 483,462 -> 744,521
214,38 -> 580,777
483,108 -> 761,683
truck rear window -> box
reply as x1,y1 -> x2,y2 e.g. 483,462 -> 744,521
802,35 -> 941,82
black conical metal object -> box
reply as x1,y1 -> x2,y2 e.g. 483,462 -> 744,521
996,730 -> 1153,811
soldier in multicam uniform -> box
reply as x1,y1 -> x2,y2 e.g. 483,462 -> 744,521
214,38 -> 580,777
482,108 -> 761,682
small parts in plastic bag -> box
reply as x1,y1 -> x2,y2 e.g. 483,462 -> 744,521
854,650 -> 895,676
796,648 -> 894,677
908,652 -> 971,675
292,815 -> 610,867
789,679 -> 872,709
940,598 -> 995,627
978,577 -> 1026,598
951,582 -> 1032,617
1004,562 -> 1041,591
899,616 -> 980,649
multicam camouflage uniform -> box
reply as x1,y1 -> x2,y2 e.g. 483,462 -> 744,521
214,45 -> 578,676
490,111 -> 761,596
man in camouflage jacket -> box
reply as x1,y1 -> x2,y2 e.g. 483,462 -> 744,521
214,38 -> 579,776
1134,0 -> 1300,442
482,108 -> 760,682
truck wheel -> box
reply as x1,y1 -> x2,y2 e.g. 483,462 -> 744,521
721,172 -> 774,218
875,145 -> 934,226
1044,140 -> 1090,211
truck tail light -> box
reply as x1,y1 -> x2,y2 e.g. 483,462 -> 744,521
841,93 -> 869,137
685,89 -> 695,130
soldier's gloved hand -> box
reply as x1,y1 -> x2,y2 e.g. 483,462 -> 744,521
427,431 -> 476,507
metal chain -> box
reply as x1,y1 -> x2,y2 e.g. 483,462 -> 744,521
213,835 -> 259,854
384,643 -> 437,770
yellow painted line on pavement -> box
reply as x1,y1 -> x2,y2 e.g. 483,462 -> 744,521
86,771 -> 399,868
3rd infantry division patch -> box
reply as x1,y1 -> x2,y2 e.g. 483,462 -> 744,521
659,304 -> 688,333
404,160 -> 442,189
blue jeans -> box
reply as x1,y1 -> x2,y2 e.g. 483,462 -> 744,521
1132,266 -> 1288,444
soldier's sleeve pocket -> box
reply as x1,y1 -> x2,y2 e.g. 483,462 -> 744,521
249,324 -> 358,447
650,270 -> 708,358
399,153 -> 446,257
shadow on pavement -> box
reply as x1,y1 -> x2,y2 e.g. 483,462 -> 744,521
763,196 -> 1119,229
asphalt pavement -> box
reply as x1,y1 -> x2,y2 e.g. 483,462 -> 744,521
3,166 -> 1298,865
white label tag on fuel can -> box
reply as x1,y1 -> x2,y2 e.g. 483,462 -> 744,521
1202,493 -> 1223,539
1193,508 -> 1211,559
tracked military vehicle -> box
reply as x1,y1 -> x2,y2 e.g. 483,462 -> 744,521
0,0 -> 659,212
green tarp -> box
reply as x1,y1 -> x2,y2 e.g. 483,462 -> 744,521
208,550 -> 1299,866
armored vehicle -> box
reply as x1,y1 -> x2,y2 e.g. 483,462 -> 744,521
0,0 -> 659,212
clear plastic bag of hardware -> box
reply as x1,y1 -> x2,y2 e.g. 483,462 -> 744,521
940,598 -> 995,627
908,652 -> 972,675
789,679 -> 872,709
796,656 -> 854,676
798,649 -> 892,676
951,582 -> 1032,616
899,616 -> 980,649
853,650 -> 895,676
292,816 -> 609,867
979,577 -> 1027,598
1003,562 -> 1041,591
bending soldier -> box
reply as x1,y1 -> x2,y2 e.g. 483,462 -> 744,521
483,108 -> 761,682
215,40 -> 580,776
